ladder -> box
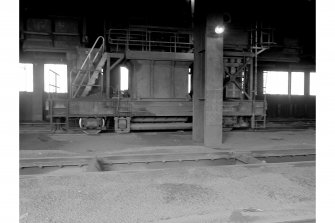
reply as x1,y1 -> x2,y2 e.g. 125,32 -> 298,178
72,36 -> 106,98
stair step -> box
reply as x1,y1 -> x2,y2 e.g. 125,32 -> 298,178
80,53 -> 108,97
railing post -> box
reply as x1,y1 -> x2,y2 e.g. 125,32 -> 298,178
66,100 -> 70,131
174,33 -> 177,53
49,98 -> 53,132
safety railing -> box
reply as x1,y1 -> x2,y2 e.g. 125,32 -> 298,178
107,27 -> 193,53
46,69 -> 69,132
71,36 -> 105,98
48,69 -> 60,94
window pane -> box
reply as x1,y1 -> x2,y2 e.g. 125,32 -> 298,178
291,72 -> 304,95
263,71 -> 288,95
120,66 -> 129,91
44,64 -> 67,93
310,72 -> 316,96
188,74 -> 191,93
19,63 -> 33,92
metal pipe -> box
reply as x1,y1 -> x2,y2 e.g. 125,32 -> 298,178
106,54 -> 110,98
49,99 -> 53,132
131,117 -> 188,123
130,122 -> 192,131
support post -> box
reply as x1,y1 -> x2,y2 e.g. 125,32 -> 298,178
203,14 -> 224,147
193,2 -> 224,147
192,4 -> 206,142
32,63 -> 44,121
106,55 -> 111,98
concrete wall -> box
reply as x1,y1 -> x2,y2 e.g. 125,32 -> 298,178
19,92 -> 34,122
19,93 -> 68,122
22,17 -> 81,51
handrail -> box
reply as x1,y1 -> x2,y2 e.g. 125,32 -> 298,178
79,36 -> 105,71
72,36 -> 105,98
48,69 -> 60,94
107,27 -> 193,53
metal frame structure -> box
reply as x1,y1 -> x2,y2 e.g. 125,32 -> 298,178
71,36 -> 105,98
106,26 -> 193,53
47,24 -> 273,133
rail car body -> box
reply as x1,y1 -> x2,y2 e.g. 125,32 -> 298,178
47,26 -> 268,133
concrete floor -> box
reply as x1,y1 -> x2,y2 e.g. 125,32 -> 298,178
19,127 -> 315,222
20,162 -> 315,223
19,128 -> 315,158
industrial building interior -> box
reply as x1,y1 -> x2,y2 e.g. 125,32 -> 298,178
15,0 -> 320,222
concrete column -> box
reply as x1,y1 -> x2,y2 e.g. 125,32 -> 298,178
66,51 -> 77,98
204,14 -> 223,147
192,3 -> 206,142
32,63 -> 44,121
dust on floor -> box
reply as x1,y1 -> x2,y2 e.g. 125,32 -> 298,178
20,163 -> 315,223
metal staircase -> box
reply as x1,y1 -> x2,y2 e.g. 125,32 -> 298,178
72,36 -> 106,98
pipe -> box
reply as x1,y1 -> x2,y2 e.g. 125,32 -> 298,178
130,122 -> 192,131
131,117 -> 188,123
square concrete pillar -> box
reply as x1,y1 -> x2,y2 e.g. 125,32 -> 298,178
193,7 -> 224,147
203,14 -> 223,147
192,14 -> 206,142
32,63 -> 44,121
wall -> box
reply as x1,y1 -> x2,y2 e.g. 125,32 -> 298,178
265,95 -> 315,119
19,92 -> 68,122
22,18 -> 81,51
257,65 -> 316,120
19,92 -> 34,122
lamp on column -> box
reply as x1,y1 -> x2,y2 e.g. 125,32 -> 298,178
214,25 -> 225,34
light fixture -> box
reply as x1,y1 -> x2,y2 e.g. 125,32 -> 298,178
215,25 -> 225,34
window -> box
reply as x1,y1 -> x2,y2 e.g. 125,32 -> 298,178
188,67 -> 192,94
310,72 -> 316,96
188,74 -> 191,94
19,63 -> 33,92
120,66 -> 129,91
263,71 -> 288,95
291,72 -> 304,95
44,64 -> 67,93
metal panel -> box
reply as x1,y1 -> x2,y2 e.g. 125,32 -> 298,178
131,101 -> 192,116
153,61 -> 171,98
69,101 -> 117,115
48,99 -> 264,118
126,51 -> 194,61
133,60 -> 151,98
26,18 -> 52,33
54,19 -> 79,33
174,62 -> 189,98
222,101 -> 265,116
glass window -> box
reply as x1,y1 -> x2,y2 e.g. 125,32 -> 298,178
19,63 -> 33,92
310,72 -> 316,96
188,74 -> 191,94
44,64 -> 67,93
263,71 -> 288,95
120,66 -> 129,91
291,72 -> 304,95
